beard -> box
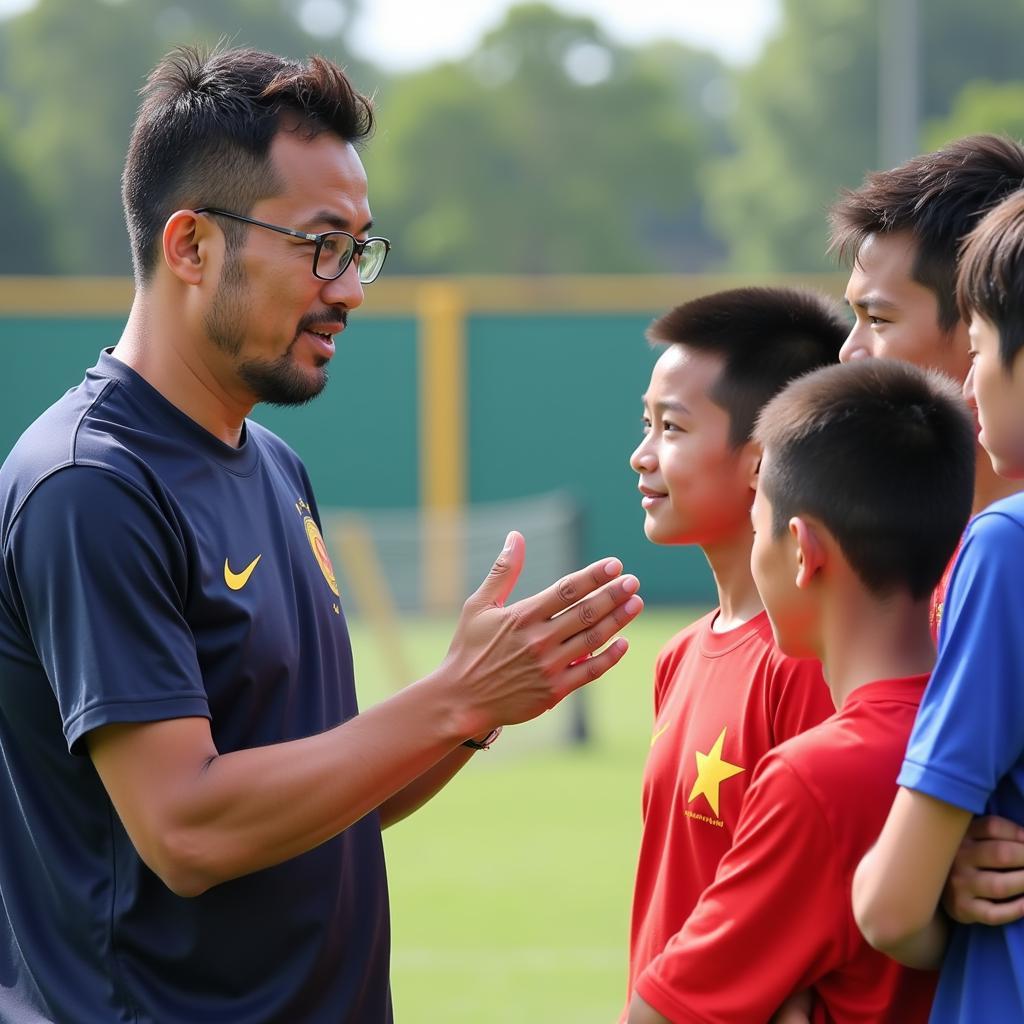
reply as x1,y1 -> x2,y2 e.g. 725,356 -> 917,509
204,254 -> 338,407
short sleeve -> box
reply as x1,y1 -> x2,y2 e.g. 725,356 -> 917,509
5,466 -> 209,753
635,753 -> 843,1022
767,654 -> 835,747
900,511 -> 1024,813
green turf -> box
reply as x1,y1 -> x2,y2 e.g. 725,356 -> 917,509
348,606 -> 705,1024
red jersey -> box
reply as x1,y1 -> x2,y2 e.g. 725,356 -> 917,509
636,675 -> 937,1024
626,611 -> 833,1011
929,538 -> 963,644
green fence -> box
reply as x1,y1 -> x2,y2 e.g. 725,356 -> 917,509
0,273 -> 847,606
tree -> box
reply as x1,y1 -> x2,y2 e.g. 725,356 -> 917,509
925,81 -> 1024,151
0,0 -> 368,275
705,0 -> 1024,272
364,3 -> 720,274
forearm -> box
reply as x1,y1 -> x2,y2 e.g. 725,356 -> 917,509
853,831 -> 954,970
92,672 -> 471,896
379,743 -> 477,828
627,994 -> 673,1024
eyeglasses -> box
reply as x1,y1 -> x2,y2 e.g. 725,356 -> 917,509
194,207 -> 391,284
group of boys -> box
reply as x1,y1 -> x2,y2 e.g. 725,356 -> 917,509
622,135 -> 1024,1023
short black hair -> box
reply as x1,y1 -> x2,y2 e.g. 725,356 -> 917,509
647,286 -> 848,447
123,45 -> 374,283
957,189 -> 1024,371
829,134 -> 1024,331
755,360 -> 975,600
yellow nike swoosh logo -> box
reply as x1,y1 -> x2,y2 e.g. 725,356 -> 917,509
224,554 -> 262,591
651,722 -> 672,747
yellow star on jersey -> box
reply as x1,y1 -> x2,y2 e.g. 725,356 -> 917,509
687,726 -> 745,818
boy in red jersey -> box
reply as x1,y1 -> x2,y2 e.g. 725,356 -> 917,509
624,288 -> 845,1018
628,359 -> 975,1023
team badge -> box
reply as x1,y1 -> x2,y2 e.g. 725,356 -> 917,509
303,516 -> 340,597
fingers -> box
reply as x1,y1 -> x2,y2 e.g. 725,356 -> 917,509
945,893 -> 1024,927
949,863 -> 1024,902
958,836 -> 1024,871
555,636 -> 630,699
967,815 -> 1024,844
555,591 -> 644,666
519,557 -> 624,622
467,532 -> 524,609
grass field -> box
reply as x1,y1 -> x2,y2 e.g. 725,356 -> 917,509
349,606 -> 706,1024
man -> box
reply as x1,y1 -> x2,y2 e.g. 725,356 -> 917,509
0,46 -> 642,1022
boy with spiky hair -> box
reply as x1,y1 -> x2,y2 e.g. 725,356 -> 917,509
854,190 -> 1024,1022
630,358 -> 975,1024
828,133 -> 1024,636
624,287 -> 845,1017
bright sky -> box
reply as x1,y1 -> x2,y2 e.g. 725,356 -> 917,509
0,0 -> 780,67
348,0 -> 780,69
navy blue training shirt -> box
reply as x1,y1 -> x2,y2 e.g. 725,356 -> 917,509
0,349 -> 392,1023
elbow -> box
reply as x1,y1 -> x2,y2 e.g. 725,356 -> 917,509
141,827 -> 223,898
854,901 -> 918,956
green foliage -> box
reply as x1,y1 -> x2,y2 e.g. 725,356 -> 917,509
363,4 -> 723,273
925,81 -> 1024,151
0,0 -> 366,274
0,99 -> 53,272
706,0 -> 1024,272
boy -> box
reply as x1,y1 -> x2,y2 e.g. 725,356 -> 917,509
625,287 -> 845,1014
829,132 -> 1024,931
828,133 -> 1024,635
853,191 -> 1024,1021
629,358 -> 975,1023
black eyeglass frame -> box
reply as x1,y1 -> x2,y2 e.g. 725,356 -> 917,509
194,207 -> 391,284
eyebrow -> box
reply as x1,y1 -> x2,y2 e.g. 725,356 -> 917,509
845,292 -> 901,313
301,210 -> 375,234
641,395 -> 692,415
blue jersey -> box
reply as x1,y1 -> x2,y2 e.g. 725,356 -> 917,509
899,493 -> 1024,1023
0,350 -> 391,1023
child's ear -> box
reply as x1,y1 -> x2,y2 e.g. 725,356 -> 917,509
788,516 -> 825,589
743,440 -> 763,492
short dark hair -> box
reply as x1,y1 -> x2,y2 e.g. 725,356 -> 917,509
957,189 -> 1024,371
123,45 -> 374,283
647,286 -> 847,447
755,360 -> 975,600
828,134 -> 1024,331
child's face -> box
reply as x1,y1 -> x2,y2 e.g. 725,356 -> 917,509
841,231 -> 971,384
630,345 -> 757,548
750,473 -> 817,659
966,315 -> 1024,477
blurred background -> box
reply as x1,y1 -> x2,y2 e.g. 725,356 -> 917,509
2,0 -> 1022,1019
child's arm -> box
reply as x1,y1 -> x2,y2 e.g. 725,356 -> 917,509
943,815 -> 1024,926
771,990 -> 813,1024
853,787 -> 971,969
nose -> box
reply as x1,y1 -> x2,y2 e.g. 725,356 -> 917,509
963,363 -> 977,407
321,260 -> 365,311
838,325 -> 872,364
630,435 -> 656,474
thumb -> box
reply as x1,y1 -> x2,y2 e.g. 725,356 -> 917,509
470,530 -> 524,608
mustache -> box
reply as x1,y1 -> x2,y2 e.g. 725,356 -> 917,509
296,310 -> 348,335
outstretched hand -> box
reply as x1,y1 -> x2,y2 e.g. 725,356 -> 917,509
943,815 -> 1024,926
440,531 -> 642,738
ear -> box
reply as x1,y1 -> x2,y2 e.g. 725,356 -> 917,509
743,440 -> 763,492
161,209 -> 220,286
788,515 -> 825,589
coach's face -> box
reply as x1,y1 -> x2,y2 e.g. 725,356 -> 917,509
203,127 -> 370,406
840,231 -> 971,384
